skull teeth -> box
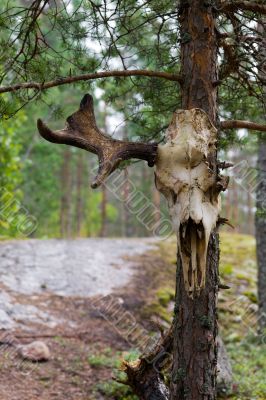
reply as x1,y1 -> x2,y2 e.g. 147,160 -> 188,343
197,229 -> 202,239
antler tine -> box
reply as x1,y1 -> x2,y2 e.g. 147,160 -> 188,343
37,94 -> 158,188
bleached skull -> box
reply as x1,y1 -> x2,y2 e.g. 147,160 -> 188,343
155,109 -> 223,297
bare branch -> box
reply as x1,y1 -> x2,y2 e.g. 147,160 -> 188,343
37,94 -> 158,188
221,1 -> 266,15
0,70 -> 181,94
221,120 -> 266,132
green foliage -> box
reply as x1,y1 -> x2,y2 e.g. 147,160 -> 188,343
219,82 -> 262,150
0,0 -> 262,239
0,108 -> 27,238
0,111 -> 25,188
85,191 -> 118,237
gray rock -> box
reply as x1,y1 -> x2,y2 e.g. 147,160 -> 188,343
217,337 -> 233,397
0,309 -> 14,329
0,238 -> 156,297
0,238 -> 157,329
18,341 -> 50,361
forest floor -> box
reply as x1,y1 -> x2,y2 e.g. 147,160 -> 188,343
0,232 -> 265,400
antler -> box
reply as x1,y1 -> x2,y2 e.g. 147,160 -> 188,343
37,94 -> 158,188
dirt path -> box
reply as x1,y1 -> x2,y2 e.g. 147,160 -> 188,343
0,237 -> 165,400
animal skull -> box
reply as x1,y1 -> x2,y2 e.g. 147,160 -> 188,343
155,108 -> 226,297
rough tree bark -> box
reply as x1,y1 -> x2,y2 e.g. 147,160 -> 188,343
256,19 -> 266,331
256,135 -> 266,331
170,2 -> 219,399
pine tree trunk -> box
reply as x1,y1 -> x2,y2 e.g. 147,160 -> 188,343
76,153 -> 84,237
225,185 -> 231,232
122,168 -> 131,237
100,184 -> 107,237
232,180 -> 239,230
256,20 -> 266,332
122,124 -> 131,238
256,137 -> 266,331
60,149 -> 72,238
247,190 -> 253,235
170,2 -> 219,399
153,187 -> 161,227
100,105 -> 108,238
256,136 -> 266,331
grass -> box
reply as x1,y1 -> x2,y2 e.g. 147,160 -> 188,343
89,348 -> 140,399
88,353 -> 114,368
95,380 -> 138,400
226,335 -> 266,400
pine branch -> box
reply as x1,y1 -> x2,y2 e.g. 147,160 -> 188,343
221,120 -> 266,132
222,1 -> 266,15
0,70 -> 182,94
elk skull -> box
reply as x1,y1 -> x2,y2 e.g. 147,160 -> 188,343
38,95 -> 228,297
155,108 -> 226,297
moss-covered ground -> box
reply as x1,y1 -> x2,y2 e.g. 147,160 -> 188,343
151,231 -> 266,400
